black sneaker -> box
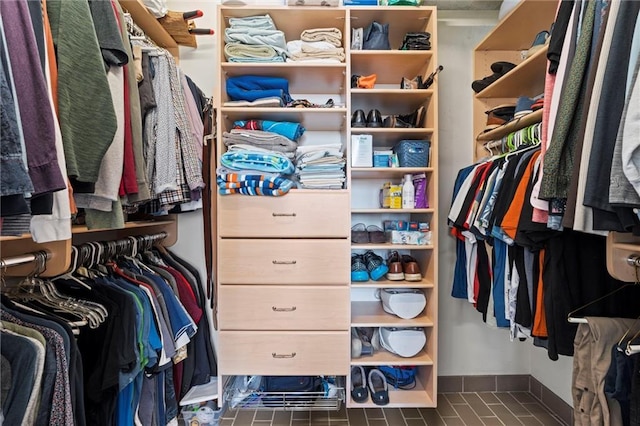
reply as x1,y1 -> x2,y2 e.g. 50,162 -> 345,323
363,250 -> 389,281
351,254 -> 369,282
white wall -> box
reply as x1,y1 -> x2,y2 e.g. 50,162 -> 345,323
167,1 -> 573,399
166,0 -> 218,285
530,348 -> 573,404
436,20 -> 531,376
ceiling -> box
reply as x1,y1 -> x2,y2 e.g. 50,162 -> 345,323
424,0 -> 502,10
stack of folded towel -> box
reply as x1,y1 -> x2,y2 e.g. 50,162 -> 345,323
295,144 -> 346,189
287,27 -> 345,63
225,75 -> 293,107
217,147 -> 295,196
222,130 -> 298,158
224,14 -> 287,63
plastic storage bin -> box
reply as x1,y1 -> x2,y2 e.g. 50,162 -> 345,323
393,140 -> 431,167
181,401 -> 222,425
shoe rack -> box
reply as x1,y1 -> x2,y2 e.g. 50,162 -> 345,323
347,6 -> 438,408
472,0 -> 557,160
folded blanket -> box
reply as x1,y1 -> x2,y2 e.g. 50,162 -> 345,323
225,27 -> 288,56
216,170 -> 293,196
226,75 -> 292,103
287,40 -> 338,54
223,130 -> 298,154
301,27 -> 342,47
228,15 -> 277,30
233,119 -> 306,142
224,43 -> 283,62
289,43 -> 345,62
221,148 -> 295,174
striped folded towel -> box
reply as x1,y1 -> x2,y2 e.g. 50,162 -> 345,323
216,169 -> 294,196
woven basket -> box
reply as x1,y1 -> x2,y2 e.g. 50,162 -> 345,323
393,140 -> 430,167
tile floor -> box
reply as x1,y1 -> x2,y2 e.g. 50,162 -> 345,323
218,392 -> 568,426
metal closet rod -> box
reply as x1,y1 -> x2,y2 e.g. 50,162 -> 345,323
0,251 -> 50,270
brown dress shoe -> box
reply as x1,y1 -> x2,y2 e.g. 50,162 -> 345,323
401,254 -> 422,281
386,251 -> 404,281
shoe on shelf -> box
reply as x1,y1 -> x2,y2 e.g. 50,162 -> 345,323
400,75 -> 426,90
351,223 -> 369,244
351,254 -> 369,282
356,327 -> 380,351
351,366 -> 369,403
368,369 -> 390,406
401,254 -> 422,281
367,225 -> 386,243
351,109 -> 367,128
490,61 -> 516,74
397,105 -> 425,128
471,61 -> 515,93
352,328 -> 373,357
363,250 -> 389,281
524,30 -> 550,59
367,109 -> 383,128
386,250 -> 404,281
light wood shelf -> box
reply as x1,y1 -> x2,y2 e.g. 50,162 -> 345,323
348,376 -> 435,408
352,244 -> 433,250
351,128 -> 435,134
475,46 -> 549,99
118,0 -> 179,58
350,278 -> 434,288
351,348 -> 433,366
607,232 -> 640,282
351,168 -> 434,179
351,208 -> 434,214
351,302 -> 433,327
476,109 -> 543,142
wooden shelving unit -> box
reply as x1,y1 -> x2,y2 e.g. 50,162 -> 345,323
472,0 -> 557,160
347,5 -> 439,408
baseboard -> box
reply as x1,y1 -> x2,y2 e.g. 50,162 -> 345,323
438,375 -> 572,425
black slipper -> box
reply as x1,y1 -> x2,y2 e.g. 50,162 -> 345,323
490,61 -> 516,74
368,368 -> 390,406
351,366 -> 369,403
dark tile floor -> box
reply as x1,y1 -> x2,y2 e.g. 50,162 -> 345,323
218,392 -> 568,425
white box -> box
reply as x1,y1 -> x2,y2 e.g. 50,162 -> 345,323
351,134 -> 373,167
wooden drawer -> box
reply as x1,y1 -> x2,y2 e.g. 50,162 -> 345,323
219,286 -> 350,330
218,191 -> 349,238
218,239 -> 349,284
219,331 -> 349,376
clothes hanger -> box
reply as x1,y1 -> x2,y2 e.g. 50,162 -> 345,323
567,283 -> 634,324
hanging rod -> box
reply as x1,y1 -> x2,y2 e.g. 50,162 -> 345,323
0,251 -> 50,270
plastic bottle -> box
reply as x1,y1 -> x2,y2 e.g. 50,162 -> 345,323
402,174 -> 415,209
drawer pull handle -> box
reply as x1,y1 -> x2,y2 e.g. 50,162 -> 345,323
272,260 -> 297,265
272,306 -> 297,312
272,213 -> 297,217
272,352 -> 297,359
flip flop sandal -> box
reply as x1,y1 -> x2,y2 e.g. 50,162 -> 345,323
350,366 -> 369,403
351,223 -> 369,244
368,368 -> 390,406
